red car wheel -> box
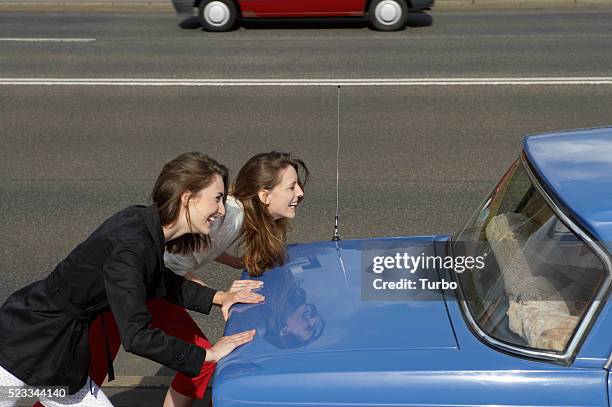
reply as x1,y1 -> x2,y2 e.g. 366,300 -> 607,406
368,0 -> 408,31
198,0 -> 239,32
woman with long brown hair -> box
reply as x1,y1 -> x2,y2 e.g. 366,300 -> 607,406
0,152 -> 263,407
233,150 -> 310,277
160,151 -> 311,406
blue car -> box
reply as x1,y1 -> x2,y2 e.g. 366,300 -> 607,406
214,127 -> 612,406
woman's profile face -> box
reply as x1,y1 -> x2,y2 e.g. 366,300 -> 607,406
263,166 -> 304,220
187,174 -> 226,235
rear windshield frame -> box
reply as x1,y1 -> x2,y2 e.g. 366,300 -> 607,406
451,153 -> 612,365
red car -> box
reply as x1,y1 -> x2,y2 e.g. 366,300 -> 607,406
193,0 -> 434,31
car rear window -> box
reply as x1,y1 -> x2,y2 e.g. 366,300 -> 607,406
453,160 -> 607,353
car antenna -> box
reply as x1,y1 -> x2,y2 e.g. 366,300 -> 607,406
332,85 -> 341,241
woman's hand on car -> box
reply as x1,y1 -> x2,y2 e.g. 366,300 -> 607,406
221,289 -> 265,321
228,279 -> 263,293
205,329 -> 256,363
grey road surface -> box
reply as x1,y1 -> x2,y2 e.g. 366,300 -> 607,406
0,9 -> 611,77
1,9 -> 611,402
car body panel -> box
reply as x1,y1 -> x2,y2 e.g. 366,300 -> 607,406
237,0 -> 432,17
571,299 -> 612,368
608,372 -> 612,407
215,360 -> 606,406
523,127 -> 612,254
239,0 -> 364,17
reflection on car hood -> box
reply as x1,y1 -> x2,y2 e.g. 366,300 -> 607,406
215,236 -> 456,388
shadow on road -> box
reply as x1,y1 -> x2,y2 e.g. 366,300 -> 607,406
179,16 -> 203,29
178,12 -> 433,31
407,12 -> 433,27
241,17 -> 368,30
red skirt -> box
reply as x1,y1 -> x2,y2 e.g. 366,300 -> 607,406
33,298 -> 214,406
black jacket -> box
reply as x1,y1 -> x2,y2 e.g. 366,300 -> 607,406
0,205 -> 217,394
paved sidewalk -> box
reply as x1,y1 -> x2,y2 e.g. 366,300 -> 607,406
0,0 -> 610,12
100,376 -> 212,406
104,386 -> 212,407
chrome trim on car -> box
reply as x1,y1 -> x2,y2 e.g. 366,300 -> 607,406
454,153 -> 612,365
605,352 -> 612,370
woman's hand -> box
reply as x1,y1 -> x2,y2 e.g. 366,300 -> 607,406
221,289 -> 265,321
228,279 -> 263,293
205,329 -> 256,363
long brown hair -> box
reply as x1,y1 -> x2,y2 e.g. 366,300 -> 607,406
151,152 -> 228,254
233,151 -> 309,277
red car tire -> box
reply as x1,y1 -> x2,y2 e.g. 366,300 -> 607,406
198,0 -> 239,32
368,0 -> 408,31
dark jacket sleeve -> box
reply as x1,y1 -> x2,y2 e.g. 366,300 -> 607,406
102,247 -> 206,377
162,267 -> 218,315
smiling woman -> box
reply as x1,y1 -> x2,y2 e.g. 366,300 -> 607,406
233,151 -> 310,277
0,152 -> 263,407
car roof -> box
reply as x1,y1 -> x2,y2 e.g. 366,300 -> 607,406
522,127 -> 612,255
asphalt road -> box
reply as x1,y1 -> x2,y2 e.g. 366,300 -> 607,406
0,9 -> 611,77
1,9 -> 612,388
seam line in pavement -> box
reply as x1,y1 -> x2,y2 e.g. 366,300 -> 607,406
0,37 -> 96,42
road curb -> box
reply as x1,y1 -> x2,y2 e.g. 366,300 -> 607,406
0,0 -> 610,12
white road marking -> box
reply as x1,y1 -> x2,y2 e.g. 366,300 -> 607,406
0,38 -> 96,42
0,77 -> 611,86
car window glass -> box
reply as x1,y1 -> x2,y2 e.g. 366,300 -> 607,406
453,161 -> 606,353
